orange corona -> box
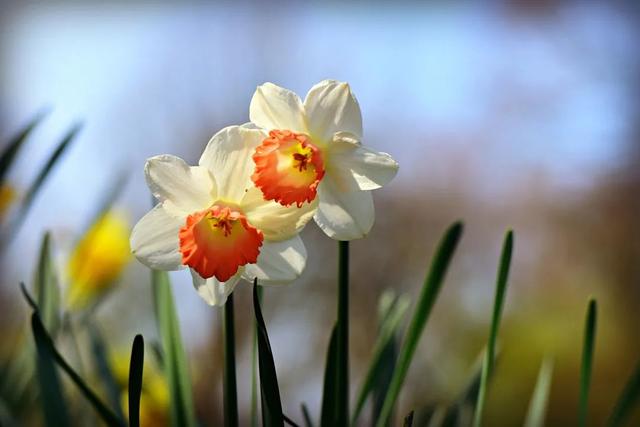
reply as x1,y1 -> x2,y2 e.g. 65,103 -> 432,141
178,205 -> 263,281
252,130 -> 325,207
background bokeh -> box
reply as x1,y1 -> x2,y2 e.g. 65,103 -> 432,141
1,1 -> 639,425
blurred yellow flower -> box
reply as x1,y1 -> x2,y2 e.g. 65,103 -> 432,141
66,211 -> 131,309
0,184 -> 16,220
112,350 -> 170,427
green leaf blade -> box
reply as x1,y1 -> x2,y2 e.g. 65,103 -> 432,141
320,326 -> 338,427
0,110 -> 48,183
152,270 -> 197,427
473,230 -> 514,427
31,313 -> 70,427
128,334 -> 144,427
579,298 -> 597,427
524,358 -> 554,427
376,221 -> 464,427
352,292 -> 410,425
607,359 -> 640,427
253,280 -> 284,427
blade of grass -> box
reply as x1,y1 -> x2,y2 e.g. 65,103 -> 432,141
128,334 -> 144,427
29,310 -> 124,426
32,313 -> 70,427
579,298 -> 597,427
252,287 -> 264,427
88,322 -> 126,424
607,359 -> 640,427
352,292 -> 410,424
376,221 -> 464,427
223,293 -> 239,427
473,230 -> 514,427
152,270 -> 197,427
283,414 -> 301,426
253,280 -> 284,427
0,109 -> 48,183
320,325 -> 338,427
336,240 -> 350,425
22,124 -> 81,211
442,347 -> 490,427
524,357 -> 554,427
301,403 -> 313,427
34,233 -> 61,335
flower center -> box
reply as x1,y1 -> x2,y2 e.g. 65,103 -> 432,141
251,130 -> 325,207
178,204 -> 263,281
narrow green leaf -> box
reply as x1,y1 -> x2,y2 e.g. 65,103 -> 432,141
31,313 -> 70,427
78,172 -> 129,240
252,287 -> 264,427
579,298 -> 597,427
88,322 -> 126,424
152,270 -> 197,427
442,348 -> 490,427
403,411 -> 414,427
352,292 -> 410,424
22,124 -> 81,209
34,233 -> 61,335
0,109 -> 48,183
223,294 -> 239,427
336,240 -> 350,425
524,358 -> 554,427
301,403 -> 313,427
128,334 -> 144,427
320,326 -> 338,427
283,414 -> 301,426
253,280 -> 284,427
376,221 -> 464,427
473,230 -> 514,427
607,359 -> 640,427
30,311 -> 123,426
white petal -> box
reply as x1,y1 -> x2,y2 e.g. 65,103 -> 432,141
190,268 -> 241,306
304,80 -> 363,142
241,187 -> 317,241
199,126 -> 266,202
130,204 -> 184,270
242,236 -> 306,285
328,135 -> 399,191
249,82 -> 306,133
313,176 -> 374,240
145,155 -> 215,214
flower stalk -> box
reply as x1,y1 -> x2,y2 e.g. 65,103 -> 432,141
336,240 -> 350,425
223,294 -> 239,427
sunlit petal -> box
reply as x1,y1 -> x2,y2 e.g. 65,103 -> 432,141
130,204 -> 184,270
313,176 -> 374,240
199,126 -> 266,201
304,80 -> 363,142
250,82 -> 307,133
145,155 -> 215,214
190,268 -> 242,306
242,236 -> 306,285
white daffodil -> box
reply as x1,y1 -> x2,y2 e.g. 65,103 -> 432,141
249,80 -> 399,240
130,126 -> 315,306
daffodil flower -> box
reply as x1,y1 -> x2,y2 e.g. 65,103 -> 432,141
249,80 -> 399,240
66,211 -> 131,309
130,126 -> 314,306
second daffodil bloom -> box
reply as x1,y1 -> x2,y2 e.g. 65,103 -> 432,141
130,126 -> 314,306
250,80 -> 399,240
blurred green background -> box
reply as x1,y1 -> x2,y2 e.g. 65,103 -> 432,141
1,1 -> 639,425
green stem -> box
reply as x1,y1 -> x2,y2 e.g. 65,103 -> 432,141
337,240 -> 350,425
223,294 -> 238,427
